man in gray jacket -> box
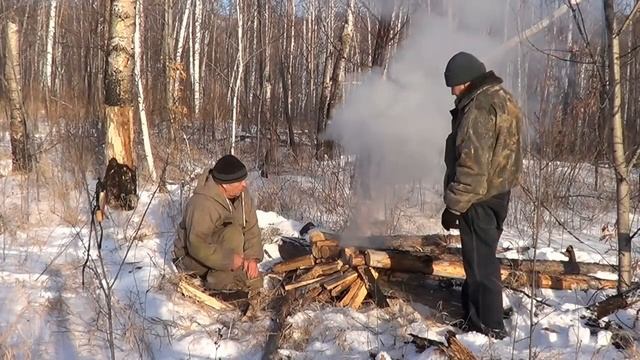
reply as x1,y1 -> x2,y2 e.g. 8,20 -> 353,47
174,155 -> 263,292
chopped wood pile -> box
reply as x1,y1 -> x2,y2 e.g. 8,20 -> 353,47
271,229 -> 620,310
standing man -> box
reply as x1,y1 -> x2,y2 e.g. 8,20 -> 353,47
441,52 -> 522,339
174,154 -> 263,293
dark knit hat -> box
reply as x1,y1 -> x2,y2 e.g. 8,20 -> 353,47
444,52 -> 487,87
210,155 -> 248,184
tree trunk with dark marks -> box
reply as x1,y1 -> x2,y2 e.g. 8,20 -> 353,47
103,0 -> 138,210
4,17 -> 33,173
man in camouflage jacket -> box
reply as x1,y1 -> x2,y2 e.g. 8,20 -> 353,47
441,52 -> 522,339
174,155 -> 263,292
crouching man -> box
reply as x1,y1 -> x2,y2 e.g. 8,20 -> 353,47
174,154 -> 263,293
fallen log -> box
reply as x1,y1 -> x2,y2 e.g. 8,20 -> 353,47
365,249 -> 618,290
349,235 -> 616,275
587,283 -> 640,320
365,249 -> 432,273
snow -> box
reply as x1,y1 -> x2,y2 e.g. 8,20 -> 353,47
0,161 -> 638,359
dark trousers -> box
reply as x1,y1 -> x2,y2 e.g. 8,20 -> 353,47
460,191 -> 510,331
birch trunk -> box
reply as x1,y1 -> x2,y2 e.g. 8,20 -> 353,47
259,0 -> 276,176
163,0 -> 176,140
230,0 -> 244,155
104,0 -> 138,210
44,0 -> 58,90
4,19 -> 33,173
134,0 -> 156,181
321,0 -> 355,158
604,0 -> 632,292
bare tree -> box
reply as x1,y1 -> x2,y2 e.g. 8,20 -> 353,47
44,0 -> 58,91
604,0 -> 633,291
230,0 -> 245,155
135,0 -> 157,181
104,0 -> 138,211
4,17 -> 33,173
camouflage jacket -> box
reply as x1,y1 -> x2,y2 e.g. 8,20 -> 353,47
444,71 -> 523,214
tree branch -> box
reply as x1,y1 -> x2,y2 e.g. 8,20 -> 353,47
627,144 -> 640,169
617,1 -> 640,36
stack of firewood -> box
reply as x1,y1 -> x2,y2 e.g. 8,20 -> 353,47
271,230 -> 392,310
271,229 -> 621,310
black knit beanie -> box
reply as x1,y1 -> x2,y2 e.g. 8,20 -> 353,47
210,154 -> 248,184
444,52 -> 487,87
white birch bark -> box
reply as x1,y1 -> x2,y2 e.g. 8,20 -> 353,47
193,0 -> 202,116
45,0 -> 58,90
4,19 -> 32,173
231,0 -> 245,155
135,0 -> 157,181
604,0 -> 632,292
176,0 -> 191,65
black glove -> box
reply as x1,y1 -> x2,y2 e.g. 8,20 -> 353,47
441,208 -> 461,231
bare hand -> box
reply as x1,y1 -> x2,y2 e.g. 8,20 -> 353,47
243,259 -> 260,279
231,254 -> 244,270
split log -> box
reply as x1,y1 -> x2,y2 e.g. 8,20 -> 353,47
284,275 -> 327,291
272,254 -> 315,273
355,266 -> 388,308
298,260 -> 344,281
342,247 -> 366,267
330,274 -> 358,297
177,279 -> 234,311
348,279 -> 369,310
443,330 -> 476,360
339,278 -> 364,307
323,269 -> 358,290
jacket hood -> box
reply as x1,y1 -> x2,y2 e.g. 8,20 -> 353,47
193,171 -> 230,209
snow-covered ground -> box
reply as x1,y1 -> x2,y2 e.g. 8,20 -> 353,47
0,154 -> 639,359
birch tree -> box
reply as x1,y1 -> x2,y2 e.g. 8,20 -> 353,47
4,17 -> 33,173
44,0 -> 58,91
134,0 -> 157,181
193,0 -> 202,117
604,0 -> 635,292
317,0 -> 356,158
104,0 -> 138,211
230,0 -> 245,155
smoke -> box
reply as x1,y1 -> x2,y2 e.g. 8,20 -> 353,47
326,1 -> 509,234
